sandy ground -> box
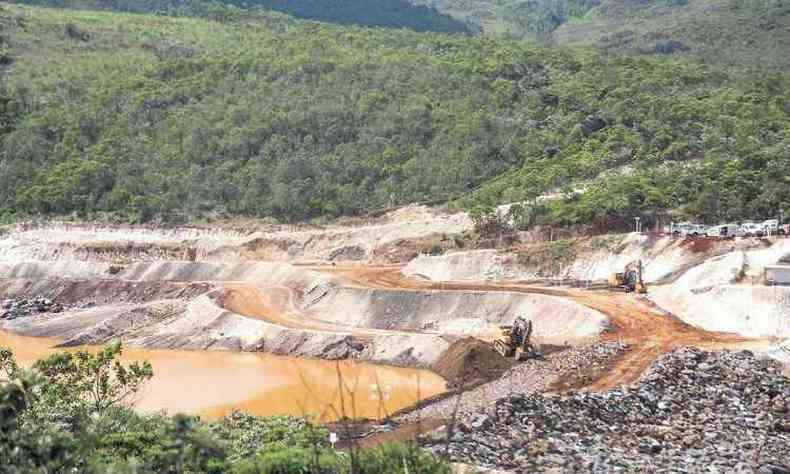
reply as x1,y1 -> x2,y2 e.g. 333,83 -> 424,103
2,217 -> 788,424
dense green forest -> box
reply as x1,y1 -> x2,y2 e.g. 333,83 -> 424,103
0,342 -> 449,472
410,0 -> 790,69
0,3 -> 788,226
552,0 -> 790,70
7,0 -> 470,33
236,0 -> 469,33
9,0 -> 790,68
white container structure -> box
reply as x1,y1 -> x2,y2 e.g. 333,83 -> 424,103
766,265 -> 790,286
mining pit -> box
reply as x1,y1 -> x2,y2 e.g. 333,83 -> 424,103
1,212 -> 788,435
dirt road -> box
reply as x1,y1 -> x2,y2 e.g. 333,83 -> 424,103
307,264 -> 761,391
220,263 -> 763,391
565,292 -> 758,390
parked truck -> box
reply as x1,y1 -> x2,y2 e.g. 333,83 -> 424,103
707,224 -> 740,238
763,219 -> 779,234
672,222 -> 707,237
740,222 -> 764,237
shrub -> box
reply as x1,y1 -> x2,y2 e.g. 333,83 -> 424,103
64,22 -> 89,41
470,205 -> 512,238
208,412 -> 329,461
231,447 -> 343,474
356,442 -> 451,474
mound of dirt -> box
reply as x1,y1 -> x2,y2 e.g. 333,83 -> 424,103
431,337 -> 515,389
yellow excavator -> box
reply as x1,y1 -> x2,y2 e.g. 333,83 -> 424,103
493,317 -> 536,361
609,260 -> 647,294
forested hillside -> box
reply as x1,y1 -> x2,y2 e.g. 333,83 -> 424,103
553,0 -> 790,69
10,0 -> 790,68
408,0 -> 599,38
7,0 -> 470,33
410,0 -> 790,69
0,4 -> 788,226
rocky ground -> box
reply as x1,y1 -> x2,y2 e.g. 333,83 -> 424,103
401,342 -> 628,422
427,348 -> 790,473
1,297 -> 68,319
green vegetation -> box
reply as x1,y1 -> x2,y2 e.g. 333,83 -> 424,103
0,3 -> 787,229
346,0 -> 790,71
10,0 -> 790,66
409,0 -> 790,69
554,0 -> 790,70
0,342 -> 450,473
245,0 -> 469,33
9,0 -> 470,33
408,0 -> 601,38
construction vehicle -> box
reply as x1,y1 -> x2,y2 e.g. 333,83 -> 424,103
493,317 -> 536,361
609,260 -> 647,294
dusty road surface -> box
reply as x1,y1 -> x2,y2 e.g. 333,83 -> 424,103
220,282 -> 345,332
563,292 -> 761,390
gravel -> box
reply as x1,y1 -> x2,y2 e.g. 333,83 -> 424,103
1,297 -> 64,319
426,348 -> 790,472
401,342 -> 628,422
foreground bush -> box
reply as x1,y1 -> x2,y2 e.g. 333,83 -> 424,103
0,343 -> 451,473
232,443 -> 453,474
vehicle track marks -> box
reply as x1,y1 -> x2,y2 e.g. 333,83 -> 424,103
309,264 -> 764,391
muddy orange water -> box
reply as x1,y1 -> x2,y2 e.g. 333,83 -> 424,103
0,331 -> 445,421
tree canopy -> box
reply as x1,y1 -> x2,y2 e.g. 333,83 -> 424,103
0,4 -> 787,227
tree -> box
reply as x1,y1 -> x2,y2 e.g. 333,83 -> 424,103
0,347 -> 18,381
470,204 -> 512,238
0,371 -> 84,472
29,339 -> 153,427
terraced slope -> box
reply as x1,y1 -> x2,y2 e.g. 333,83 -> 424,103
1,220 -> 785,392
313,263 -> 761,389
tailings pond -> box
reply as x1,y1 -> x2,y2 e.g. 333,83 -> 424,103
0,331 -> 446,421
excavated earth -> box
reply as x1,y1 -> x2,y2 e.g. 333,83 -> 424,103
0,256 -> 610,367
1,210 -> 789,456
431,338 -> 517,389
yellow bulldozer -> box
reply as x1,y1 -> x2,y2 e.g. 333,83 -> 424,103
493,317 -> 536,361
609,260 -> 647,294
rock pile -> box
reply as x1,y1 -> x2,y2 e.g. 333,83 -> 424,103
430,348 -> 790,472
404,342 -> 628,423
1,297 -> 64,320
